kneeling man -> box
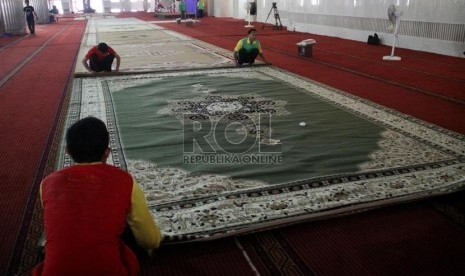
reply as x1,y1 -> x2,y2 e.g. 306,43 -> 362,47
233,29 -> 269,66
33,117 -> 162,275
83,42 -> 121,73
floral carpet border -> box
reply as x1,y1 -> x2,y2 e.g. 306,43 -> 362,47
62,66 -> 465,242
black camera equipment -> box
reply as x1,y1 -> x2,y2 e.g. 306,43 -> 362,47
262,2 -> 282,30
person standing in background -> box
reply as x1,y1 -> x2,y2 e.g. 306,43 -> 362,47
23,0 -> 38,35
179,0 -> 186,19
197,0 -> 204,18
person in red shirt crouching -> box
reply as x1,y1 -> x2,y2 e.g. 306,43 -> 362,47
82,42 -> 121,73
33,117 -> 162,276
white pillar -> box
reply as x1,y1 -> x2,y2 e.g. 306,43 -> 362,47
1,0 -> 26,35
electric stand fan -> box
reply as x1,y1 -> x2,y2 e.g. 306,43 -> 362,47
383,4 -> 403,61
244,1 -> 254,28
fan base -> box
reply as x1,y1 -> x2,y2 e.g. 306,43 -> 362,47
383,55 -> 401,61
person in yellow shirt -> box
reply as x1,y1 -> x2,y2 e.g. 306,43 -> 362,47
233,28 -> 269,66
33,117 -> 162,276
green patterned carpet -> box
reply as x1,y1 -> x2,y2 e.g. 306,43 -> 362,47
60,66 -> 465,241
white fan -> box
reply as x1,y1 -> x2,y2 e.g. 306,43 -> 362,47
383,4 -> 403,61
244,1 -> 254,28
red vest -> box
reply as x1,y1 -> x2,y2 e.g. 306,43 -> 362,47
34,163 -> 139,276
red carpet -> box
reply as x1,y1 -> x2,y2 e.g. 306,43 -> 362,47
271,203 -> 465,275
0,18 -> 86,275
131,196 -> 465,275
1,13 -> 464,275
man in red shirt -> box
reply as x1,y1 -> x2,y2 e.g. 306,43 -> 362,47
82,42 -> 121,73
33,117 -> 162,275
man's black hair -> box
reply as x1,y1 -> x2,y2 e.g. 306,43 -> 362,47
248,28 -> 257,34
97,42 -> 109,53
66,117 -> 109,163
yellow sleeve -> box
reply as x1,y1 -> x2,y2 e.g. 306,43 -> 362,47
127,177 -> 163,250
234,39 -> 244,52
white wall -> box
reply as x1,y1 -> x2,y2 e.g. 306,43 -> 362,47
223,0 -> 465,57
213,0 -> 232,17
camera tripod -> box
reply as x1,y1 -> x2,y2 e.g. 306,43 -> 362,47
262,3 -> 282,30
